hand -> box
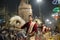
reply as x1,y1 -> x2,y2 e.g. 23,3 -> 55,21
28,31 -> 35,36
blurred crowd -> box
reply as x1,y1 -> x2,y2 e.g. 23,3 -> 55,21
0,15 -> 60,40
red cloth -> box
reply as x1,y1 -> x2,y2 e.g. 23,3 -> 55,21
21,21 -> 38,33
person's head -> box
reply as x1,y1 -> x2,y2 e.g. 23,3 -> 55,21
29,15 -> 33,21
36,21 -> 37,23
41,23 -> 45,26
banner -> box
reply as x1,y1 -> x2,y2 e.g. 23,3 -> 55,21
58,0 -> 60,4
52,0 -> 58,5
52,0 -> 60,5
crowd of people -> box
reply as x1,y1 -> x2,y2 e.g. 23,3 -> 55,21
15,15 -> 51,40
0,15 -> 51,40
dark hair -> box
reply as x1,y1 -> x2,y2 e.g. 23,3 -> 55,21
29,15 -> 32,17
29,15 -> 33,18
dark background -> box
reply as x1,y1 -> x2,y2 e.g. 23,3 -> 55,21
0,0 -> 58,18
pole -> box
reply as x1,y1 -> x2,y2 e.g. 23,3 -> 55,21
39,4 -> 42,21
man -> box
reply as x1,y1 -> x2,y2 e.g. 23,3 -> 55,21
21,15 -> 38,40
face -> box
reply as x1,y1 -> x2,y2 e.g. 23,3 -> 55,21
29,16 -> 33,21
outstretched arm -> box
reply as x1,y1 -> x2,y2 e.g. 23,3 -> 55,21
21,22 -> 28,29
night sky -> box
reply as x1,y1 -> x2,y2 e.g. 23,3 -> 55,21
0,0 -> 58,18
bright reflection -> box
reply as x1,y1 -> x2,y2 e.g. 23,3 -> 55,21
52,14 -> 55,17
49,21 -> 52,24
37,0 -> 42,3
46,19 -> 50,22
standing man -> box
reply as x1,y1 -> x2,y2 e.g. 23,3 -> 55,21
21,15 -> 38,40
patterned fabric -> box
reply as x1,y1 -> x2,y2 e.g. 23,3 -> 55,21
28,22 -> 35,34
21,21 -> 38,40
21,21 -> 38,33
